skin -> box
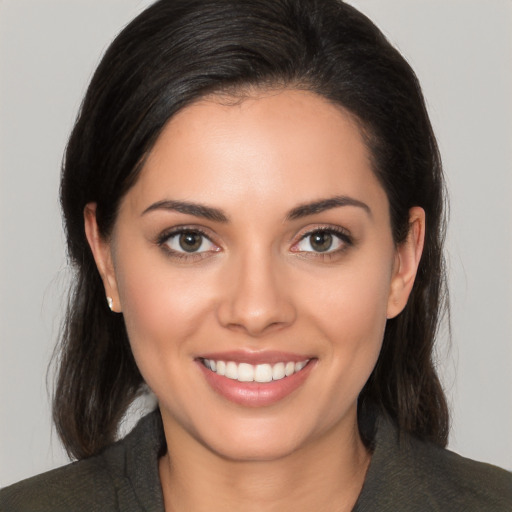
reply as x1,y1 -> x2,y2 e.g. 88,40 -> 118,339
85,89 -> 425,512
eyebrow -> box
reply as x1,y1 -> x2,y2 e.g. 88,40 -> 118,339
141,200 -> 229,222
286,195 -> 371,220
141,195 -> 371,223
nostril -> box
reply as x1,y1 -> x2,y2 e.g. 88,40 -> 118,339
215,258 -> 297,335
217,304 -> 296,336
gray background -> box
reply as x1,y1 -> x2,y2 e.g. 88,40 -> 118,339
1,0 -> 511,487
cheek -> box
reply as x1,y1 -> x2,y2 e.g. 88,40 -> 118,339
299,261 -> 391,418
297,251 -> 393,379
113,245 -> 216,367
115,263 -> 220,418
308,258 -> 391,334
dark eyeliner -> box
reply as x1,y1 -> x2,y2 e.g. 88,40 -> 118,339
156,226 -> 209,245
292,225 -> 354,261
155,226 -> 215,260
300,226 -> 353,246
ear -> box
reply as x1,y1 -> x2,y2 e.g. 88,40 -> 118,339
84,203 -> 121,313
387,207 -> 425,319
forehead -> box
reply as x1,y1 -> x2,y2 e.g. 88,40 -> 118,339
123,89 -> 388,219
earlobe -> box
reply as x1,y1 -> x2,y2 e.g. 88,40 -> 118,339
387,207 -> 425,319
84,203 -> 121,313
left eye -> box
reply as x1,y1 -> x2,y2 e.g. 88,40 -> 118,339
295,230 -> 346,253
164,231 -> 216,253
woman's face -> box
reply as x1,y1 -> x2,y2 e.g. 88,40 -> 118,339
87,89 -> 423,461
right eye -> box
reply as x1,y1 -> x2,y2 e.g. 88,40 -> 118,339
158,229 -> 220,258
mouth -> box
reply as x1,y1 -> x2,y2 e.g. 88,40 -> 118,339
196,352 -> 316,407
201,358 -> 310,383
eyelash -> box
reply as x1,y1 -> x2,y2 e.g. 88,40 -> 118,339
292,227 -> 353,261
156,227 -> 219,262
156,225 -> 353,262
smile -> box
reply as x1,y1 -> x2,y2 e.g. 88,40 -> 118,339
202,359 -> 310,383
197,353 -> 316,406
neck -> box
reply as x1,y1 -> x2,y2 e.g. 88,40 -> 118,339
158,412 -> 370,512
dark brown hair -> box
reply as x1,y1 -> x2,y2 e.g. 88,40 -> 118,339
55,0 -> 449,459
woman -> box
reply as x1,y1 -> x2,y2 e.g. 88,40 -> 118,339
1,0 -> 510,510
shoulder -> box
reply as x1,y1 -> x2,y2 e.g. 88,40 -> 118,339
0,410 -> 165,512
355,412 -> 512,512
406,433 -> 512,510
0,455 -> 118,512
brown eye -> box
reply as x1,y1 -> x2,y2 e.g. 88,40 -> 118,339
179,232 -> 203,252
309,232 -> 333,252
293,228 -> 350,255
161,229 -> 217,255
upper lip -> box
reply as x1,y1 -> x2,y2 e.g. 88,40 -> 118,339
197,350 -> 314,365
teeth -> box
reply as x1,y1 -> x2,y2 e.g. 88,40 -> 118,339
216,360 -> 226,376
225,361 -> 238,379
254,364 -> 272,383
238,363 -> 254,382
272,362 -> 285,380
295,361 -> 307,372
203,358 -> 310,383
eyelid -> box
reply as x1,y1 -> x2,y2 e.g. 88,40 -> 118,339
157,225 -> 202,242
290,225 -> 353,255
156,225 -> 221,259
292,224 -> 352,243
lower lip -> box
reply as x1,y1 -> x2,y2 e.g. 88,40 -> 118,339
197,360 -> 316,407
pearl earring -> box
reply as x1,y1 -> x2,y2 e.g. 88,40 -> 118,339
107,297 -> 113,311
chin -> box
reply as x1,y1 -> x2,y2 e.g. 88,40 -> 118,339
202,423 -> 308,462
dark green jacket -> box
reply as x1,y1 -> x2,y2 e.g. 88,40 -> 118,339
1,409 -> 511,511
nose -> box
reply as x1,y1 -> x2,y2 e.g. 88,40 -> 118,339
216,249 -> 296,337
